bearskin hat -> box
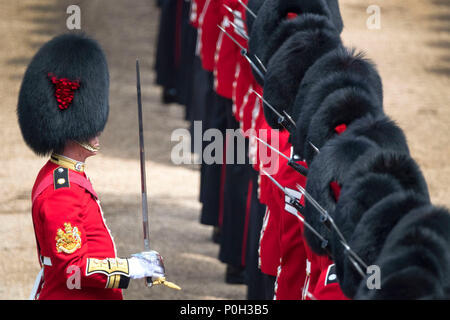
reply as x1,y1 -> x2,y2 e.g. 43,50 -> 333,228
355,205 -> 450,300
302,86 -> 383,163
332,172 -> 406,263
17,33 -> 109,156
334,191 -> 429,298
303,114 -> 409,253
339,114 -> 409,154
262,15 -> 341,129
292,48 -> 383,157
292,49 -> 384,156
302,134 -> 378,255
249,0 -> 343,66
245,0 -> 266,36
344,149 -> 430,200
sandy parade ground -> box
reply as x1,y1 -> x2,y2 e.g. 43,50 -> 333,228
0,0 -> 448,300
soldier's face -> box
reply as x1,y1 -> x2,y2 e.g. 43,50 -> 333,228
74,133 -> 101,159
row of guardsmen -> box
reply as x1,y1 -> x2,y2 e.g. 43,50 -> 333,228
154,0 -> 450,300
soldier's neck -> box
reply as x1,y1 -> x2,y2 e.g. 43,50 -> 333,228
61,149 -> 88,163
60,140 -> 93,163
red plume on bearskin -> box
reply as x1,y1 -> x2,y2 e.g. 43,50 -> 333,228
47,73 -> 81,110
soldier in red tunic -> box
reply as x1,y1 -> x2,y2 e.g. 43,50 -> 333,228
17,34 -> 166,300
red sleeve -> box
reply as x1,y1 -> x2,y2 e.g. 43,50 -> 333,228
214,2 -> 242,98
233,55 -> 252,123
199,0 -> 223,71
37,187 -> 129,291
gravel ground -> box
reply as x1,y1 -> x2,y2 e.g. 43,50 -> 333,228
0,0 -> 448,300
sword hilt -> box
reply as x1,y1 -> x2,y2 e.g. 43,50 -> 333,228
288,158 -> 309,177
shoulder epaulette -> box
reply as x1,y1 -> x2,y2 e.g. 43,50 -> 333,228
53,167 -> 70,190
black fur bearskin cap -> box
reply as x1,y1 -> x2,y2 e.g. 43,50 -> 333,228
17,33 -> 110,156
262,14 -> 341,129
332,148 -> 431,259
302,134 -> 379,256
302,86 -> 383,164
355,205 -> 450,300
249,0 -> 343,66
338,114 -> 409,155
302,114 -> 410,255
331,172 -> 406,278
291,48 -> 383,157
334,191 -> 429,298
344,149 -> 430,201
245,0 -> 266,36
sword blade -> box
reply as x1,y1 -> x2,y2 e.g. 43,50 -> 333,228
260,169 -> 327,244
308,140 -> 320,155
217,24 -> 246,52
228,19 -> 249,40
252,135 -> 291,162
136,59 -> 150,251
282,110 -> 297,128
217,24 -> 265,80
296,183 -> 369,270
253,54 -> 267,73
136,60 -> 154,288
251,89 -> 285,120
237,0 -> 257,18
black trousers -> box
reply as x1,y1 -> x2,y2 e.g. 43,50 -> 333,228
219,100 -> 252,267
177,1 -> 197,113
246,169 -> 267,300
263,274 -> 276,300
154,0 -> 179,90
199,92 -> 227,226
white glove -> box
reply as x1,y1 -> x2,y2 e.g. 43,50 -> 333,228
128,250 -> 165,280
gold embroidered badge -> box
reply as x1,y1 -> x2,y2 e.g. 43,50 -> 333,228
55,222 -> 82,254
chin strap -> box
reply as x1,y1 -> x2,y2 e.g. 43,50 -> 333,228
76,141 -> 100,153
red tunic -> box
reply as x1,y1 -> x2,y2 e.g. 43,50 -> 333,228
274,147 -> 308,300
213,0 -> 243,99
257,129 -> 289,276
199,0 -> 223,72
30,160 -> 129,300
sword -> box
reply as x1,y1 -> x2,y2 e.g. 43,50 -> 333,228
237,0 -> 257,19
221,4 -> 251,41
259,168 -> 329,251
252,135 -> 308,176
295,183 -> 368,276
251,89 -> 321,155
251,89 -> 296,134
217,25 -> 266,80
228,19 -> 249,41
135,60 -> 181,291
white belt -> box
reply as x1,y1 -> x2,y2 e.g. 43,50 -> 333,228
28,256 -> 52,300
